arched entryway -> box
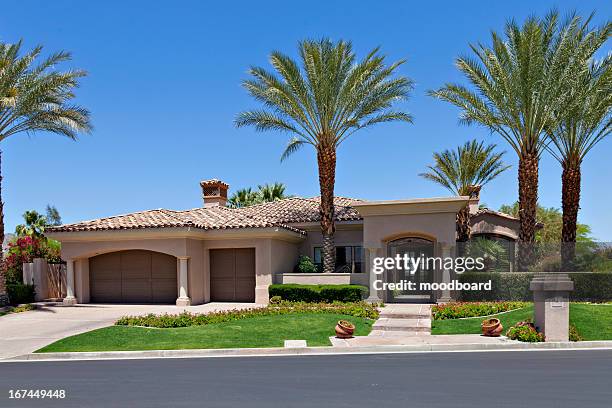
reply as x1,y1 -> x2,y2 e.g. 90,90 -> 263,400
386,237 -> 435,303
89,250 -> 177,303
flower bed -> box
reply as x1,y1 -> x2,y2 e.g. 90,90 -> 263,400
115,301 -> 380,328
432,301 -> 529,320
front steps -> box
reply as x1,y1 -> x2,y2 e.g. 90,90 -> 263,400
370,304 -> 432,335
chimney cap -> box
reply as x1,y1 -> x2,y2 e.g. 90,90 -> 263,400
200,179 -> 229,189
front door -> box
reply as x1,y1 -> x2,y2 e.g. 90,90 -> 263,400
385,238 -> 435,303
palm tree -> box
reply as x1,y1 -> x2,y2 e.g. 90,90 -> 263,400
546,33 -> 611,268
236,39 -> 413,273
228,182 -> 288,208
228,187 -> 260,208
420,140 -> 509,241
258,182 -> 287,203
15,210 -> 48,238
429,11 -> 595,269
0,41 -> 91,305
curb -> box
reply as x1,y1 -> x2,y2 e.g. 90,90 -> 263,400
5,340 -> 612,363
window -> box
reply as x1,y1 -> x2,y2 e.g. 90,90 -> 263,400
313,246 -> 364,273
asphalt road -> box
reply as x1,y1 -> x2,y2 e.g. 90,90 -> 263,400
0,350 -> 610,408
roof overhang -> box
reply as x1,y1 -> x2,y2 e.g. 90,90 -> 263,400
47,226 -> 305,244
353,196 -> 469,216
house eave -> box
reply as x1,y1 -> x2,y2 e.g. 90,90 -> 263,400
47,226 -> 306,244
353,196 -> 469,216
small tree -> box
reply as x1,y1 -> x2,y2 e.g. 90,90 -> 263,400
45,205 -> 62,226
420,140 -> 509,241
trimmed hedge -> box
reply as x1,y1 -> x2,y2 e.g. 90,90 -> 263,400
457,272 -> 612,302
432,301 -> 529,320
268,284 -> 367,303
7,284 -> 36,305
116,301 -> 379,328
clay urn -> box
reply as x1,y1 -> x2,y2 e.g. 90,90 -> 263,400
335,320 -> 355,338
481,318 -> 503,337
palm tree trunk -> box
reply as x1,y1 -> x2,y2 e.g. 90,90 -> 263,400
0,150 -> 8,306
517,153 -> 538,271
561,162 -> 580,271
456,206 -> 471,243
317,145 -> 336,273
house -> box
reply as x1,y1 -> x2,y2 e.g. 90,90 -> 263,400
46,179 -> 521,305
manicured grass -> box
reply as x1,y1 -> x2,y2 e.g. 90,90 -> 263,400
432,303 -> 612,341
570,304 -> 612,341
37,313 -> 373,352
431,306 -> 534,335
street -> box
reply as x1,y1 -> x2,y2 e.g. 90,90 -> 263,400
0,350 -> 610,407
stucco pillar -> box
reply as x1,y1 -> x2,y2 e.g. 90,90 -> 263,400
176,256 -> 191,307
437,243 -> 453,304
32,258 -> 49,302
530,274 -> 574,342
366,247 -> 382,303
63,259 -> 77,306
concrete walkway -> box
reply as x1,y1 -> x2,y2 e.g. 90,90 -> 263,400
0,302 -> 262,360
333,303 -> 510,347
370,304 -> 431,334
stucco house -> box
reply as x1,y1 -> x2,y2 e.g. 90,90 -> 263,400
47,179 -> 521,306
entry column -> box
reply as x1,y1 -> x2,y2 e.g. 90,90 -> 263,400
63,259 -> 77,305
366,247 -> 382,303
437,243 -> 454,303
176,256 -> 191,307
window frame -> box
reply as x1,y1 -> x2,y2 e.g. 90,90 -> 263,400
313,245 -> 364,273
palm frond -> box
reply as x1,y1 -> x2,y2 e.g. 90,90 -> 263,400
236,38 -> 413,160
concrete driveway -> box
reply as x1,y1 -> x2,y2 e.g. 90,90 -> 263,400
0,302 -> 262,360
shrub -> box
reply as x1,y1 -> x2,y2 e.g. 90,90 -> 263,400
7,284 -> 36,305
506,323 -> 545,342
269,295 -> 282,304
4,236 -> 63,284
457,272 -> 612,302
115,301 -> 379,328
269,284 -> 367,303
294,255 -> 317,273
570,273 -> 612,302
457,273 -> 532,301
569,324 -> 583,342
432,301 -> 529,320
10,303 -> 36,313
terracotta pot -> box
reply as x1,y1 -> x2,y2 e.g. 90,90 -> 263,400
335,320 -> 355,338
481,318 -> 503,337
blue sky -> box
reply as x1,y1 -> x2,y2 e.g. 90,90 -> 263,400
2,1 -> 611,239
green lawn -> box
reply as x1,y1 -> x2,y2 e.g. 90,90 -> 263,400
432,306 -> 535,335
37,313 -> 373,352
432,303 -> 612,340
570,304 -> 612,341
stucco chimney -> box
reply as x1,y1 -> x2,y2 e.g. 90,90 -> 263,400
466,184 -> 481,214
200,179 -> 229,207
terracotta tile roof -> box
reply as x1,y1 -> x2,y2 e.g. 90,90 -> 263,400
236,196 -> 364,224
472,208 -> 519,221
47,196 -> 364,233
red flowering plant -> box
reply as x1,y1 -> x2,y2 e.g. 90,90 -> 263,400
4,236 -> 60,284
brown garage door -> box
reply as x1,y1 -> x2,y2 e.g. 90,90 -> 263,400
210,248 -> 255,302
90,250 -> 177,303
